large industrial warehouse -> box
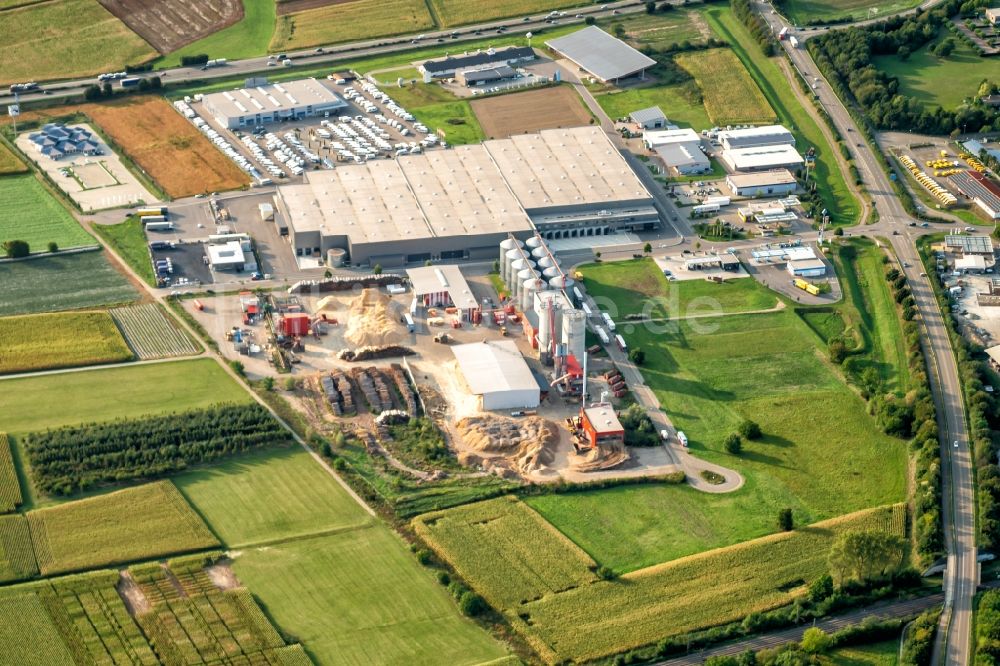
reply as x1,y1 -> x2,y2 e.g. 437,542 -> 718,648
546,26 -> 656,82
452,340 -> 541,410
273,126 -> 657,266
201,79 -> 348,129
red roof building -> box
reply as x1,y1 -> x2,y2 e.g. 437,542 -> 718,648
580,404 -> 625,449
280,313 -> 311,337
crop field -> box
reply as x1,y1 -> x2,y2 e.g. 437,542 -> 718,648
271,0 -> 434,50
84,98 -> 250,197
0,515 -> 38,582
0,436 -> 22,514
579,258 -> 777,319
601,8 -> 714,51
0,141 -> 26,175
159,0 -> 275,66
175,447 -> 373,547
0,250 -> 137,317
111,303 -> 199,359
233,528 -> 510,665
429,0 -> 585,26
27,481 -> 219,575
0,0 -> 156,87
0,592 -> 76,665
782,0 -> 921,24
418,499 -> 905,663
131,557 -> 305,664
471,86 -> 593,139
874,37 -> 1000,110
0,174 -> 94,252
675,49 -> 777,125
91,216 -> 155,286
0,311 -> 133,375
97,0 -> 243,54
0,358 -> 250,434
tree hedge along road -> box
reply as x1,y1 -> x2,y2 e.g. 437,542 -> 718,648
25,403 -> 291,495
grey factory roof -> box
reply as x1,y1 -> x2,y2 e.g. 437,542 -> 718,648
406,265 -> 478,310
718,125 -> 795,150
546,26 -> 656,82
629,106 -> 667,125
944,233 -> 994,254
421,46 -> 535,74
201,79 -> 345,121
723,144 -> 803,171
459,65 -> 516,84
655,142 -> 709,169
727,170 -> 798,188
452,340 -> 538,396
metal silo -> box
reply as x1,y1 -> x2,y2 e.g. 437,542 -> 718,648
504,248 -> 523,286
562,308 -> 587,362
522,277 -> 545,312
515,268 -> 534,303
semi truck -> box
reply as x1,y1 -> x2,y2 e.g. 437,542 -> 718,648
145,221 -> 175,231
793,278 -> 821,296
141,215 -> 167,224
136,206 -> 167,217
120,77 -> 142,88
615,334 -> 627,352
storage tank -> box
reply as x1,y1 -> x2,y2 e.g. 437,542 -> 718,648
561,309 -> 587,362
515,268 -> 534,302
522,278 -> 545,312
542,265 -> 561,280
504,248 -> 524,285
525,235 -> 543,249
549,275 -> 574,291
326,248 -> 346,268
537,297 -> 553,355
536,254 -> 559,269
531,245 -> 549,260
499,238 -> 523,270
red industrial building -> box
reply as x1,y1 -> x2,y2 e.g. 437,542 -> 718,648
280,313 -> 311,337
580,404 -> 625,449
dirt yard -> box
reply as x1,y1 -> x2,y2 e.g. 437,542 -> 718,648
471,86 -> 594,140
96,0 -> 243,54
275,0 -> 354,16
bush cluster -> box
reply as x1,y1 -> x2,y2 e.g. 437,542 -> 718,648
732,0 -> 777,56
619,404 -> 659,447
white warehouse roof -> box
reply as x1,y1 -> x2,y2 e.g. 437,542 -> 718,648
723,144 -> 803,171
643,127 -> 700,147
546,26 -> 656,82
201,79 -> 346,124
452,341 -> 541,409
718,125 -> 795,150
406,264 -> 478,310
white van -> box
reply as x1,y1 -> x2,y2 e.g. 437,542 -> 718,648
676,431 -> 688,447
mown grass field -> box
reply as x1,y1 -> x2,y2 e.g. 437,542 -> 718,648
0,435 -> 22,514
823,639 -> 899,665
84,98 -> 250,197
91,216 -> 155,285
579,258 -> 777,319
271,0 -> 435,51
175,448 -> 373,547
429,0 -> 586,26
412,101 -> 485,145
675,48 -> 777,125
0,358 -> 249,434
110,303 -> 199,359
705,6 -> 860,224
596,81 -> 712,130
601,8 -> 713,51
783,0 -> 921,24
233,527 -> 510,666
0,142 -> 27,175
417,499 -> 905,663
873,35 -> 1000,110
27,481 -> 219,575
0,175 -> 94,252
0,0 -> 156,87
158,0 -> 275,67
0,250 -> 136,317
0,312 -> 132,375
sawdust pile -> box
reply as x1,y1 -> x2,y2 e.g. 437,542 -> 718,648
571,442 -> 629,472
344,288 -> 404,348
456,415 -> 558,477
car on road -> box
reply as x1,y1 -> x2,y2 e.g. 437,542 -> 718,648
954,440 -> 959,448
920,222 -> 930,228
902,261 -> 910,267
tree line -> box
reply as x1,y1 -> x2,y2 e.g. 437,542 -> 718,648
808,0 -> 999,135
25,403 -> 290,495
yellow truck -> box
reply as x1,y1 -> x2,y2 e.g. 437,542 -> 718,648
794,278 -> 821,296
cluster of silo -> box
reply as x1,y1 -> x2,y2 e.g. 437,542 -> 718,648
499,235 -> 550,310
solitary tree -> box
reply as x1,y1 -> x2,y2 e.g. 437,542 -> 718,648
723,433 -> 742,455
47,241 -> 59,253
800,627 -> 832,654
629,347 -> 646,365
373,263 -> 383,275
739,419 -> 762,440
646,1 -> 656,13
778,508 -> 794,531
2,240 -> 29,258
643,242 -> 652,255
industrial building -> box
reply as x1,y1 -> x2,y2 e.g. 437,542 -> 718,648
950,171 -> 1000,220
721,144 -> 804,172
200,79 -> 348,129
528,289 -> 586,363
718,125 -> 796,151
206,241 -> 247,272
406,265 -> 479,319
955,254 -> 989,273
962,139 -> 1000,163
726,170 -> 798,197
452,340 -> 541,410
274,126 -> 657,266
944,234 -> 995,255
987,7 -> 1000,24
456,64 -> 518,87
685,252 -> 740,271
643,128 -> 709,175
546,26 -> 656,82
27,123 -> 100,159
419,46 -> 536,80
630,106 -> 668,130
580,405 -> 625,449
787,257 -> 827,277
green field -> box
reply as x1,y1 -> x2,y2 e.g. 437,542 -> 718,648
0,311 -> 132,375
0,592 -> 76,665
27,481 -> 219,575
412,101 -> 485,145
233,528 -> 509,666
0,358 -> 249,434
0,515 -> 38,582
429,0 -> 586,26
0,250 -> 137,317
579,258 -> 777,319
0,0 -> 156,87
823,639 -> 900,665
416,497 -> 906,663
874,35 -> 1000,110
705,6 -> 859,224
783,0 -> 921,24
271,0 -> 434,51
91,217 -> 154,286
175,448 -> 374,547
675,48 -> 777,125
0,142 -> 27,175
596,80 -> 712,130
0,435 -> 22,514
158,0 -> 276,67
0,175 -> 94,252
110,303 -> 199,359
600,8 -> 713,51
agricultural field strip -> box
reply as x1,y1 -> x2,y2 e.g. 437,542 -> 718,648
0,514 -> 39,583
0,174 -> 95,252
111,303 -> 200,359
0,434 -> 22,513
0,311 -> 133,375
674,48 -> 777,125
416,498 -> 906,662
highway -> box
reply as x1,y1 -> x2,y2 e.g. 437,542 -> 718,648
757,5 -> 977,663
0,0 -> 645,106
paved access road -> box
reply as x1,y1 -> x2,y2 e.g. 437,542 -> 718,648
755,5 -> 977,663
